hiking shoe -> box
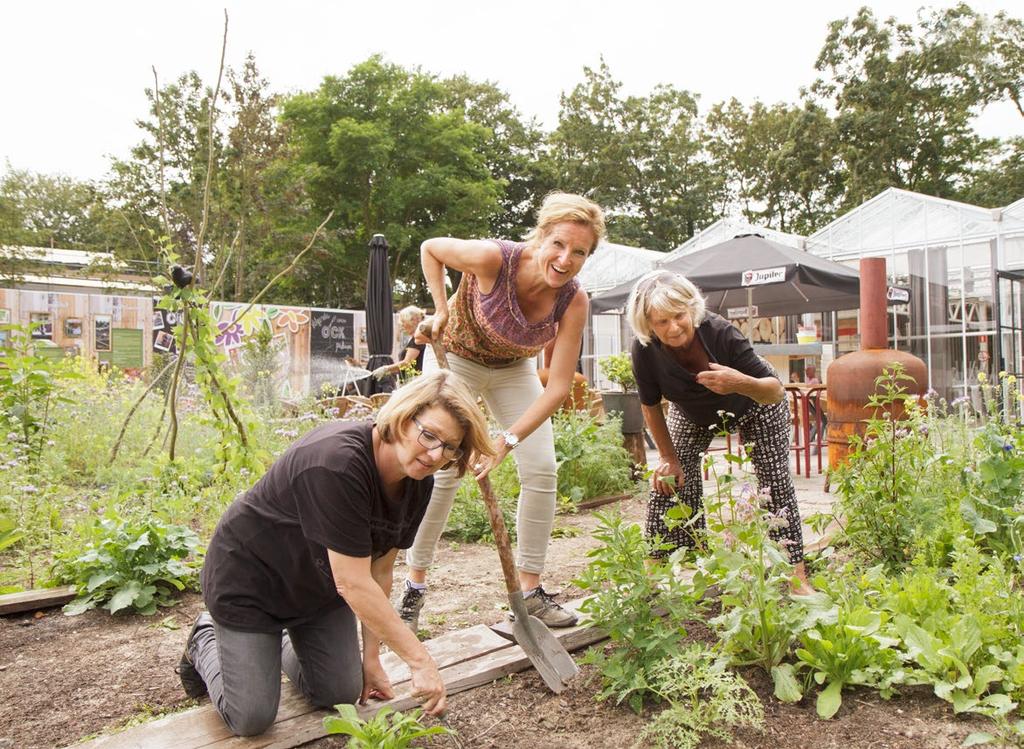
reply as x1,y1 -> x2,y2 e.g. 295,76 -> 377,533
398,584 -> 426,632
176,613 -> 211,699
521,586 -> 578,628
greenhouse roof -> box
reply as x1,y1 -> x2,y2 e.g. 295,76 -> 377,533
577,241 -> 666,294
661,217 -> 806,263
1005,196 -> 1024,220
805,188 -> 1024,260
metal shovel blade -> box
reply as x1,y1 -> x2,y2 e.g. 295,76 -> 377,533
508,591 -> 579,693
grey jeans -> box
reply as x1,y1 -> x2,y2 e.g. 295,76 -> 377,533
189,606 -> 362,736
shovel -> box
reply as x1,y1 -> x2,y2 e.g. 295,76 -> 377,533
426,334 -> 579,693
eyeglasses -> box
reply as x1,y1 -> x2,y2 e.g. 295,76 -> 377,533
412,417 -> 464,461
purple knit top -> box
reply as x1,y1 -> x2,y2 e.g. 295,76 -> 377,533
442,240 -> 580,367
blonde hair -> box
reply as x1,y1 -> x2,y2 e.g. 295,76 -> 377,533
626,270 -> 707,346
523,192 -> 606,253
397,305 -> 425,327
376,370 -> 494,477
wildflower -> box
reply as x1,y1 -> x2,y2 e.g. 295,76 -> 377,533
1003,441 -> 1014,453
951,395 -> 970,407
20,485 -> 38,494
767,514 -> 790,530
1014,554 -> 1022,563
978,372 -> 988,384
999,370 -> 1008,379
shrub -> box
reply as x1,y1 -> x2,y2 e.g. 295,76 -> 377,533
598,352 -> 636,392
50,512 -> 203,615
554,410 -> 636,505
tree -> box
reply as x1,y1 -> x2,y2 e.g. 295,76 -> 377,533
812,6 -> 998,208
963,137 -> 1024,207
440,75 -> 555,240
0,168 -> 119,252
705,99 -> 842,234
551,60 -> 723,250
279,56 -> 504,307
105,71 -> 230,273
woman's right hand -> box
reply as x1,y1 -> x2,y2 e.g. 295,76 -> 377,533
652,456 -> 684,497
410,661 -> 446,715
429,310 -> 449,342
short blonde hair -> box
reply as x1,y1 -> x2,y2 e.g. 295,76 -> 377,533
376,370 -> 494,477
626,270 -> 707,346
523,192 -> 606,253
397,305 -> 425,327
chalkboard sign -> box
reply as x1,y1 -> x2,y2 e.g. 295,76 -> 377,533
309,310 -> 356,392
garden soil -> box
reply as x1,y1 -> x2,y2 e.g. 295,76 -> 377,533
0,460 -> 991,749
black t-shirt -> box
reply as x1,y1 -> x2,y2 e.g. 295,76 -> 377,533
632,312 -> 776,427
202,421 -> 433,632
403,336 -> 426,373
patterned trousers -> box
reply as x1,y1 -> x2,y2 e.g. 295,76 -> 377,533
646,400 -> 805,563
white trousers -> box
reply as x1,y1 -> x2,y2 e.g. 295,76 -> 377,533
406,353 -> 557,573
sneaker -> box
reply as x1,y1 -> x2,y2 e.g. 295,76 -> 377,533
175,613 -> 211,699
521,586 -> 578,628
398,584 -> 426,632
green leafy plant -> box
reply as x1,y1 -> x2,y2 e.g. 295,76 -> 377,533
599,352 -> 637,392
636,644 -> 765,749
0,323 -> 82,461
575,511 -> 697,713
444,457 -> 519,543
50,513 -> 204,615
794,587 -> 906,718
0,515 -> 24,552
833,365 -> 951,571
553,409 -> 637,505
322,704 -> 452,748
694,467 -> 808,702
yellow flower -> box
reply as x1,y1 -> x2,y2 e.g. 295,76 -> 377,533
978,372 -> 988,384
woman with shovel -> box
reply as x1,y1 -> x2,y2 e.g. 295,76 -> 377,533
397,192 -> 605,632
176,371 -> 492,736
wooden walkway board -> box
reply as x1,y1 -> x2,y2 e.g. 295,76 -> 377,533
71,616 -> 599,749
0,585 -> 76,615
71,600 -> 604,749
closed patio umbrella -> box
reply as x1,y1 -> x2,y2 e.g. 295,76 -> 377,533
365,233 -> 395,395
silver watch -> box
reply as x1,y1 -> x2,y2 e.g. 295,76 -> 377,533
501,430 -> 520,449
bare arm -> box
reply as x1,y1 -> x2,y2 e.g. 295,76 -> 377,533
695,363 -> 783,404
329,549 -> 446,714
420,238 -> 502,339
643,403 -> 684,496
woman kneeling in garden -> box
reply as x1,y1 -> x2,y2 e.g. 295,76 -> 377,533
625,270 -> 812,592
176,370 -> 492,736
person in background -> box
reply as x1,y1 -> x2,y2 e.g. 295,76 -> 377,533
372,305 -> 427,383
176,371 -> 493,736
625,270 -> 813,593
397,192 -> 606,632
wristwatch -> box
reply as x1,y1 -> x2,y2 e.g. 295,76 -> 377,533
501,430 -> 520,450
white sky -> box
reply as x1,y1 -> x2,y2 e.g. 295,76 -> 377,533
2,0 -> 1021,182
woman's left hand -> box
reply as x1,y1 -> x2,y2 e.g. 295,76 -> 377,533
695,363 -> 745,395
472,437 -> 513,480
360,659 -> 395,704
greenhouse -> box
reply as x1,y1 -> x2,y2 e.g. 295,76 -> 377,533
585,189 -> 1024,401
805,188 -> 1024,401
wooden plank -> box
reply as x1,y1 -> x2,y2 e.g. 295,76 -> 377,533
208,623 -> 607,749
0,585 -> 76,615
575,492 -> 632,511
71,624 -> 514,749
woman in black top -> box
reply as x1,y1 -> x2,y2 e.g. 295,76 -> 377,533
626,270 -> 811,592
176,370 -> 492,736
372,305 -> 427,382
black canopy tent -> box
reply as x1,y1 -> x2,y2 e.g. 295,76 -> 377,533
590,234 -> 862,317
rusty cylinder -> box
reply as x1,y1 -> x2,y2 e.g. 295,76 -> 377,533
826,257 -> 927,471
